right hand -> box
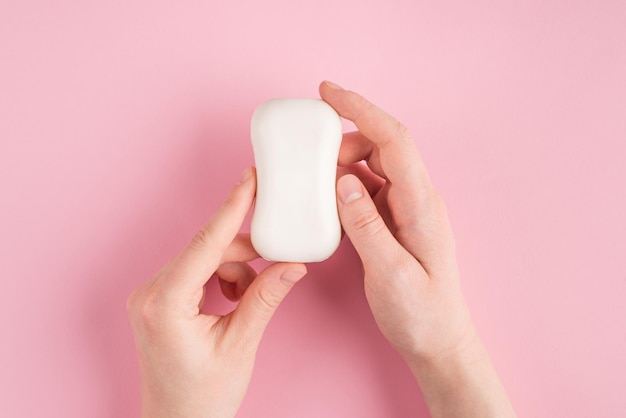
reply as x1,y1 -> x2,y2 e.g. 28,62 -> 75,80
320,81 -> 474,363
320,81 -> 516,418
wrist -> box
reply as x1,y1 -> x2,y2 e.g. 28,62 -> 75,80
141,382 -> 233,418
141,387 -> 239,418
403,325 -> 487,381
403,329 -> 516,418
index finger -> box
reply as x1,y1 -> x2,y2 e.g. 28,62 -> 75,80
162,167 -> 257,297
319,81 -> 432,196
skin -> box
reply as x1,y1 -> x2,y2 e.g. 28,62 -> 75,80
127,168 -> 307,418
127,81 -> 516,417
322,81 -> 516,417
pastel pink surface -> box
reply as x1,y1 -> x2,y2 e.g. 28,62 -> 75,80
1,1 -> 625,417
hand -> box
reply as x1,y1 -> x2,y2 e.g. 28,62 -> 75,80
321,81 -> 469,361
127,167 -> 307,418
320,81 -> 516,417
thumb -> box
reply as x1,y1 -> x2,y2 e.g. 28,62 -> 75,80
230,262 -> 307,346
336,174 -> 405,271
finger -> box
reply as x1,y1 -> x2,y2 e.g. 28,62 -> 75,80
337,162 -> 386,241
229,262 -> 307,347
163,167 -> 256,296
222,233 -> 259,264
338,131 -> 375,166
339,131 -> 386,181
216,262 -> 257,302
343,168 -> 394,233
338,162 -> 386,198
336,174 -> 425,276
198,286 -> 206,310
338,131 -> 385,179
320,81 -> 432,198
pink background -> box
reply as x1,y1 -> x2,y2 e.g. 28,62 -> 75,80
1,1 -> 625,417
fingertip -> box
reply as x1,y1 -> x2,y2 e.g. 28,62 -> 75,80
280,267 -> 307,286
337,174 -> 364,204
237,166 -> 257,189
324,80 -> 343,90
237,166 -> 253,184
320,80 -> 344,98
233,166 -> 257,202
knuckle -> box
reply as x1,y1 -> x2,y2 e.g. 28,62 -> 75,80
126,288 -> 140,315
189,225 -> 215,251
255,287 -> 281,313
428,189 -> 450,220
352,208 -> 385,237
352,93 -> 373,121
394,120 -> 411,140
224,190 -> 240,207
128,287 -> 161,328
138,293 -> 160,327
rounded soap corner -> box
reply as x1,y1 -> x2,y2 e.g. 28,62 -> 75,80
309,241 -> 342,263
316,100 -> 342,127
251,99 -> 272,124
250,234 -> 287,263
254,247 -> 277,263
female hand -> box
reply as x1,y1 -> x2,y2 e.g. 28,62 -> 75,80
127,167 -> 307,418
320,81 -> 516,417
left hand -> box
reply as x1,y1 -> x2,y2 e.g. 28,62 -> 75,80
127,167 -> 307,418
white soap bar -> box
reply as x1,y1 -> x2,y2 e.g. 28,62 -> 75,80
250,98 -> 342,262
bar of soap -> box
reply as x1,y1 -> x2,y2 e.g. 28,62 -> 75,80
250,98 -> 342,262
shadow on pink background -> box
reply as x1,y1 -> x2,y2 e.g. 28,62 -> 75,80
1,1 -> 625,417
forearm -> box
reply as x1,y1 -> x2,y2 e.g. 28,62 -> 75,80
406,331 -> 516,418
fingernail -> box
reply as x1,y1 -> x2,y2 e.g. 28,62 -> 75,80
280,269 -> 306,285
238,167 -> 252,184
324,80 -> 343,90
337,175 -> 363,204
